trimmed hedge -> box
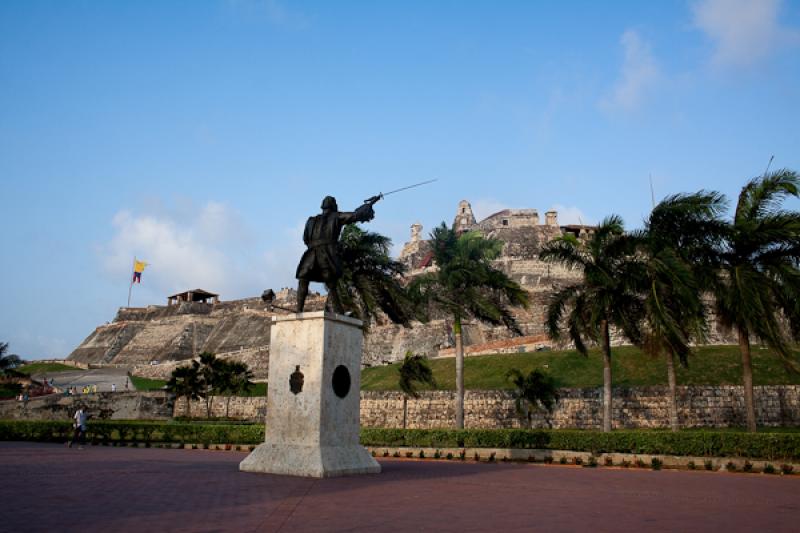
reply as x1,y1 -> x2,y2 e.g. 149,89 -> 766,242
2,422 -> 798,460
360,428 -> 800,461
0,420 -> 264,446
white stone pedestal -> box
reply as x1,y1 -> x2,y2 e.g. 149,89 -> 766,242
239,311 -> 380,478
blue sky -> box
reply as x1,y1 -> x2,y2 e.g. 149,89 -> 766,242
1,0 -> 799,359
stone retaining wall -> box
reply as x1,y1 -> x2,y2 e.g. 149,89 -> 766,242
360,386 -> 800,429
6,386 -> 797,429
174,385 -> 800,429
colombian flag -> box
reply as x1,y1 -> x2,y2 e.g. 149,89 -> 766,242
132,259 -> 148,283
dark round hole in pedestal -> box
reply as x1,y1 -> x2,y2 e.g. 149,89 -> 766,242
332,365 -> 351,398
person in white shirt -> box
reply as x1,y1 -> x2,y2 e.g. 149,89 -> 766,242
68,407 -> 87,448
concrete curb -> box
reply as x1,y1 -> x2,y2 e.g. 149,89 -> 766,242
365,446 -> 800,474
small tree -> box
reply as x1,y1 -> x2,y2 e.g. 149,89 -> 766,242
166,364 -> 202,418
219,361 -> 255,419
397,351 -> 436,429
0,342 -> 24,377
506,369 -> 559,428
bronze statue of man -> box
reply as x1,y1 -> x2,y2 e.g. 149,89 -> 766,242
295,195 -> 380,313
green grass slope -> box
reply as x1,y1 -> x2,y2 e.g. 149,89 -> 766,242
360,345 -> 800,391
15,362 -> 78,375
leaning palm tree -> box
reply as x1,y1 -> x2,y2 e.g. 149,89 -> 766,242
713,170 -> 800,432
398,351 -> 436,429
335,225 -> 421,328
410,223 -> 529,429
166,364 -> 202,418
540,216 -> 644,432
506,368 -> 559,428
637,192 -> 727,431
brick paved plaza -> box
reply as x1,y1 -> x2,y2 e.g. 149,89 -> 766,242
1,442 -> 798,532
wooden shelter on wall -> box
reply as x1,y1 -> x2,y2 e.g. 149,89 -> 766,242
167,289 -> 219,306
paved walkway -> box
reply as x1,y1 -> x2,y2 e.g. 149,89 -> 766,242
34,367 -> 132,393
2,442 -> 798,532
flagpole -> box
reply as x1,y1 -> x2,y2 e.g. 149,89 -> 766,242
127,256 -> 135,307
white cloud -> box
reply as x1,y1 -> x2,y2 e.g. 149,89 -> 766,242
548,205 -> 593,226
692,0 -> 798,68
471,199 -> 511,222
97,201 -> 271,300
600,30 -> 661,112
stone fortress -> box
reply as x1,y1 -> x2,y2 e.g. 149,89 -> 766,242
67,200 -> 731,379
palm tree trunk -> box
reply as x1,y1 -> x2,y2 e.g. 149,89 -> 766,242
666,350 -> 679,432
454,316 -> 465,429
184,395 -> 190,418
738,326 -> 757,432
226,396 -> 231,419
402,396 -> 408,429
600,319 -> 612,432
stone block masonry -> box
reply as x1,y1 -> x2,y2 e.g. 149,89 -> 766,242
360,386 -> 800,429
174,385 -> 800,430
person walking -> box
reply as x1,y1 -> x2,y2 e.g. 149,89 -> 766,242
111,383 -> 116,393
68,407 -> 87,449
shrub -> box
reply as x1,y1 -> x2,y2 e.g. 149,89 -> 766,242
604,456 -> 613,466
418,450 -> 425,459
763,464 -> 776,474
573,457 -> 583,466
725,461 -> 736,472
651,458 -> 662,471
635,458 -> 646,468
704,460 -> 713,471
781,464 -> 794,475
687,461 -> 696,470
446,452 -> 453,460
434,450 -> 441,459
587,456 -> 598,468
559,456 -> 567,465
743,461 -> 753,472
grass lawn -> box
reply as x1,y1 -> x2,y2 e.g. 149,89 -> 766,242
130,375 -> 167,391
15,362 -> 78,375
361,344 -> 800,391
130,376 -> 266,396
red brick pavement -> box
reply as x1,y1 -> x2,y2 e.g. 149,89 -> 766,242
1,442 -> 798,532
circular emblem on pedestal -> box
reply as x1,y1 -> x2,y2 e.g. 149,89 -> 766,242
332,365 -> 351,398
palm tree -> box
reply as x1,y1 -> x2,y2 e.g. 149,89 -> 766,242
411,223 -> 529,429
335,225 -> 420,328
540,216 -> 644,432
219,361 -> 255,419
397,351 -> 436,429
166,364 -> 202,418
713,170 -> 800,432
0,342 -> 24,376
506,368 -> 559,428
637,192 -> 727,431
197,352 -> 225,418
